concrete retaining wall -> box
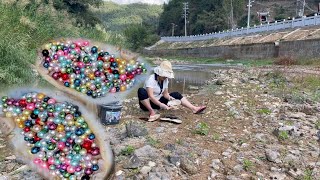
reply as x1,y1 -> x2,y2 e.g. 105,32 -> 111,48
143,39 -> 320,59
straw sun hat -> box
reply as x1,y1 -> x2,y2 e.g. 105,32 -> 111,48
154,61 -> 174,78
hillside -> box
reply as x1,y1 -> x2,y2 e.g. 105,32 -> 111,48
93,2 -> 163,32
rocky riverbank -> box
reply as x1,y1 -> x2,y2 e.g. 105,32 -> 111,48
1,67 -> 320,180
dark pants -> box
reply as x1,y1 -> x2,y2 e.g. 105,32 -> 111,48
137,88 -> 183,111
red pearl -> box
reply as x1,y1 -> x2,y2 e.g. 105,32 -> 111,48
82,140 -> 92,150
109,57 -> 115,62
19,99 -> 27,107
24,127 -> 31,132
91,147 -> 100,156
35,118 -> 42,125
52,72 -> 60,80
34,136 -> 41,141
61,73 -> 69,81
97,56 -> 103,61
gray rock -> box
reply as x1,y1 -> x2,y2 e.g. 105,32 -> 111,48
155,127 -> 165,133
180,158 -> 198,175
210,170 -> 221,178
164,144 -> 175,151
222,148 -> 233,158
123,154 -> 141,169
168,155 -> 180,166
211,159 -> 222,170
283,154 -> 299,164
214,91 -> 224,95
288,112 -> 306,119
5,163 -> 15,172
265,149 -> 281,163
147,173 -> 161,180
148,161 -> 156,167
269,172 -> 287,180
140,166 -> 152,175
202,149 -> 211,157
233,164 -> 243,174
126,121 -> 148,137
288,169 -> 303,178
215,80 -> 224,85
226,175 -> 241,180
134,145 -> 159,159
256,172 -> 264,178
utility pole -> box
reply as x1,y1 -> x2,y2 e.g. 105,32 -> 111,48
296,0 -> 306,17
302,0 -> 306,16
230,0 -> 234,29
247,0 -> 254,33
171,23 -> 177,36
183,2 -> 189,36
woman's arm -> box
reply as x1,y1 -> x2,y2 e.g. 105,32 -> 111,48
147,87 -> 170,109
163,88 -> 174,100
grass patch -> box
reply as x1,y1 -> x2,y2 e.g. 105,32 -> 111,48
256,108 -> 272,115
146,136 -> 160,147
303,168 -> 313,180
152,56 -> 273,66
120,145 -> 135,156
193,122 -> 210,136
212,133 -> 221,141
176,138 -> 184,145
243,159 -> 254,171
278,131 -> 289,141
315,120 -> 320,130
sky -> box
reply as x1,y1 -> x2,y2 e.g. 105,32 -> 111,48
106,0 -> 169,5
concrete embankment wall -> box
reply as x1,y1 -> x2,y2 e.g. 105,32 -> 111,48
143,38 -> 320,59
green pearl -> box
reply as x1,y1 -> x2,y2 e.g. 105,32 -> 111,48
26,97 -> 32,103
59,112 -> 65,118
81,122 -> 88,129
77,117 -> 85,124
49,165 -> 56,170
73,144 -> 81,152
66,68 -> 73,74
55,159 -> 61,165
57,45 -> 62,50
35,141 -> 41,147
47,143 -> 56,150
1,96 -> 8,102
63,172 -> 71,178
42,102 -> 47,108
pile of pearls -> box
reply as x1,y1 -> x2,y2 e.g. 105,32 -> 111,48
41,40 -> 147,98
1,92 -> 102,179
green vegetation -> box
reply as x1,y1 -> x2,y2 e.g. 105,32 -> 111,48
120,145 -> 135,156
243,159 -> 254,171
303,168 -> 313,180
94,1 -> 162,51
278,131 -> 289,141
146,136 -> 160,147
194,122 -> 210,136
152,56 -> 274,66
212,133 -> 221,141
0,1 -> 129,89
257,108 -> 272,115
315,120 -> 320,130
158,0 -> 246,36
95,2 -> 162,32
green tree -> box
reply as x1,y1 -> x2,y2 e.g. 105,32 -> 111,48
124,24 -> 160,51
50,0 -> 102,26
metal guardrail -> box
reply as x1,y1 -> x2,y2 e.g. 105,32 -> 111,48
161,14 -> 320,42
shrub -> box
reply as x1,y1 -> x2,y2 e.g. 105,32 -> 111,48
274,56 -> 297,66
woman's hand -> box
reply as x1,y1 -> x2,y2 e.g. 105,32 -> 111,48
159,103 -> 171,110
